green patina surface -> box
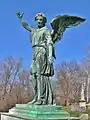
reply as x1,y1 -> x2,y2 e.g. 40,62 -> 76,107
9,104 -> 70,119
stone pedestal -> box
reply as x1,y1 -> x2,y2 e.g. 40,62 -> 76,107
1,104 -> 70,120
79,100 -> 86,108
79,83 -> 86,110
79,100 -> 86,112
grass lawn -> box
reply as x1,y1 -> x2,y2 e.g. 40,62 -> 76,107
62,104 -> 90,119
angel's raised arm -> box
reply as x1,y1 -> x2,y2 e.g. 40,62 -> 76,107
16,12 -> 34,32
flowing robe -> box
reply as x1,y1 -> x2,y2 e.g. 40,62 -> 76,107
30,26 -> 54,77
29,26 -> 54,104
21,20 -> 54,104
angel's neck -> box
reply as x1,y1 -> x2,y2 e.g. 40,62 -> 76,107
38,24 -> 45,29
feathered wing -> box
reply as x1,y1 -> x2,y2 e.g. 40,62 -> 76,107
50,15 -> 86,43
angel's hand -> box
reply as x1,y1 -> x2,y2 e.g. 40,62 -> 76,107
48,57 -> 53,64
16,12 -> 24,20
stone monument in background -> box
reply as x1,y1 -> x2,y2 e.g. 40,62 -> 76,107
1,12 -> 85,120
79,83 -> 86,110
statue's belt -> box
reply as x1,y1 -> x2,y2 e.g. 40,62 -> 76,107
32,45 -> 46,49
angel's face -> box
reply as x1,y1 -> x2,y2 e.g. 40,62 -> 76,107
36,16 -> 45,28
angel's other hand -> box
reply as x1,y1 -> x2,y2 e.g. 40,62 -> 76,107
48,57 -> 53,64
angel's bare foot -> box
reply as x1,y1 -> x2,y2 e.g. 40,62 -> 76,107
28,99 -> 36,104
34,100 -> 42,105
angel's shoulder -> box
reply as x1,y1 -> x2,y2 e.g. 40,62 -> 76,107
44,26 -> 49,30
44,26 -> 51,33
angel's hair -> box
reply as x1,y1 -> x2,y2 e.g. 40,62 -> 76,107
35,13 -> 47,23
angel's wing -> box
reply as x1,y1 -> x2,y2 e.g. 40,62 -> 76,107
50,15 -> 86,43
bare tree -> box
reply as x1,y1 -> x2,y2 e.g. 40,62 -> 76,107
19,70 -> 33,102
0,56 -> 22,100
82,47 -> 90,103
55,60 -> 83,105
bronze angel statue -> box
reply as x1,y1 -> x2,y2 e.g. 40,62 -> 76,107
16,12 -> 85,105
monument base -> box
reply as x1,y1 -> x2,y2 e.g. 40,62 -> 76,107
79,100 -> 86,108
79,100 -> 86,112
1,104 -> 71,120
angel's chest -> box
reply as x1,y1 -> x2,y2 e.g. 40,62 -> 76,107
32,29 -> 45,40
